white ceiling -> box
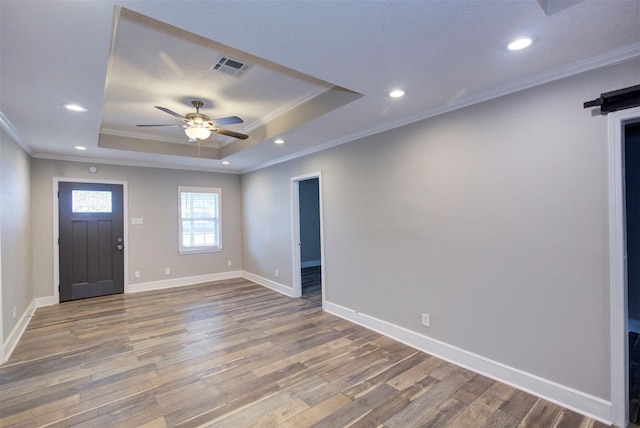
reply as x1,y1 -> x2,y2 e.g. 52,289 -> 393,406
1,0 -> 639,173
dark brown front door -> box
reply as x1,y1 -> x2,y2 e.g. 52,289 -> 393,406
58,182 -> 124,302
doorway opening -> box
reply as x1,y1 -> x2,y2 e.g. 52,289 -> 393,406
625,120 -> 640,424
291,172 -> 324,306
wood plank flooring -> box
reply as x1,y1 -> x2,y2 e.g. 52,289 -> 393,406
0,278 -> 612,427
301,266 -> 322,305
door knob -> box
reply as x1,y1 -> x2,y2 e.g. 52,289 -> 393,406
117,244 -> 124,251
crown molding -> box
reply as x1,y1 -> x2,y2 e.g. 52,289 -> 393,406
0,111 -> 33,155
242,43 -> 640,174
31,153 -> 240,175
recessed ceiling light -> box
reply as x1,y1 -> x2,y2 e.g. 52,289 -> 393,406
222,161 -> 230,165
274,139 -> 285,145
74,145 -> 87,151
389,89 -> 405,98
508,38 -> 533,51
64,103 -> 88,112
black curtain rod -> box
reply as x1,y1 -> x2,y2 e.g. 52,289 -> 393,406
584,84 -> 640,115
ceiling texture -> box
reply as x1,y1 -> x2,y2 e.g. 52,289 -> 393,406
1,0 -> 639,173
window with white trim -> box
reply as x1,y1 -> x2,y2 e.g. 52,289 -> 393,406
178,186 -> 222,254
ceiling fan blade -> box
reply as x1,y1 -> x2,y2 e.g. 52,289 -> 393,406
154,106 -> 187,120
136,124 -> 187,127
208,116 -> 244,126
213,128 -> 249,140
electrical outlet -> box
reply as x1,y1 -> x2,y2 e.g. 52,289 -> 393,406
275,269 -> 279,278
421,313 -> 430,327
164,268 -> 171,276
13,306 -> 16,319
228,260 -> 232,267
135,271 -> 140,278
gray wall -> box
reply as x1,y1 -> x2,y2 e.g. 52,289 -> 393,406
1,130 -> 33,340
30,159 -> 243,298
241,58 -> 640,400
299,178 -> 321,266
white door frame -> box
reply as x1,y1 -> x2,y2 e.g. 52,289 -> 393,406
609,106 -> 640,428
290,172 -> 324,304
53,177 -> 129,303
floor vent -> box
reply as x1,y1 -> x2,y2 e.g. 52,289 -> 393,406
210,55 -> 252,78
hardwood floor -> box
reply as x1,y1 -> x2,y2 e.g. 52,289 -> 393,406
301,266 -> 322,305
0,278 -> 611,427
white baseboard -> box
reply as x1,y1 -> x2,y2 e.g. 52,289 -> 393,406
629,318 -> 640,334
127,270 -> 243,293
3,300 -> 37,364
301,260 -> 321,268
35,296 -> 58,307
323,301 -> 612,425
242,271 -> 295,297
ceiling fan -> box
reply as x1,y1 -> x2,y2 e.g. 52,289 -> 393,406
137,100 -> 249,142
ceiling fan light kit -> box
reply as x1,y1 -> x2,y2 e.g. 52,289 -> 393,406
184,126 -> 211,141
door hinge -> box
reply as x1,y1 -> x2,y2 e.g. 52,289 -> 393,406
58,285 -> 60,292
58,238 -> 60,245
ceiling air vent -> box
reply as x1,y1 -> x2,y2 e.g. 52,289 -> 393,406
210,55 -> 252,78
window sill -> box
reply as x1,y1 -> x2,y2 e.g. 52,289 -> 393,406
179,247 -> 222,255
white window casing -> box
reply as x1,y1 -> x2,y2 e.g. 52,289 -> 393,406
178,186 -> 222,254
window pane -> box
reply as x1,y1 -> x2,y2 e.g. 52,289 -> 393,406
72,190 -> 112,213
179,187 -> 221,253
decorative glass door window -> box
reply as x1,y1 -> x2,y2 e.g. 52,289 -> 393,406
72,190 -> 112,213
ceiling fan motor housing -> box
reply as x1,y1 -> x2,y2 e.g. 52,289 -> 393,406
137,100 -> 249,141
185,112 -> 211,125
